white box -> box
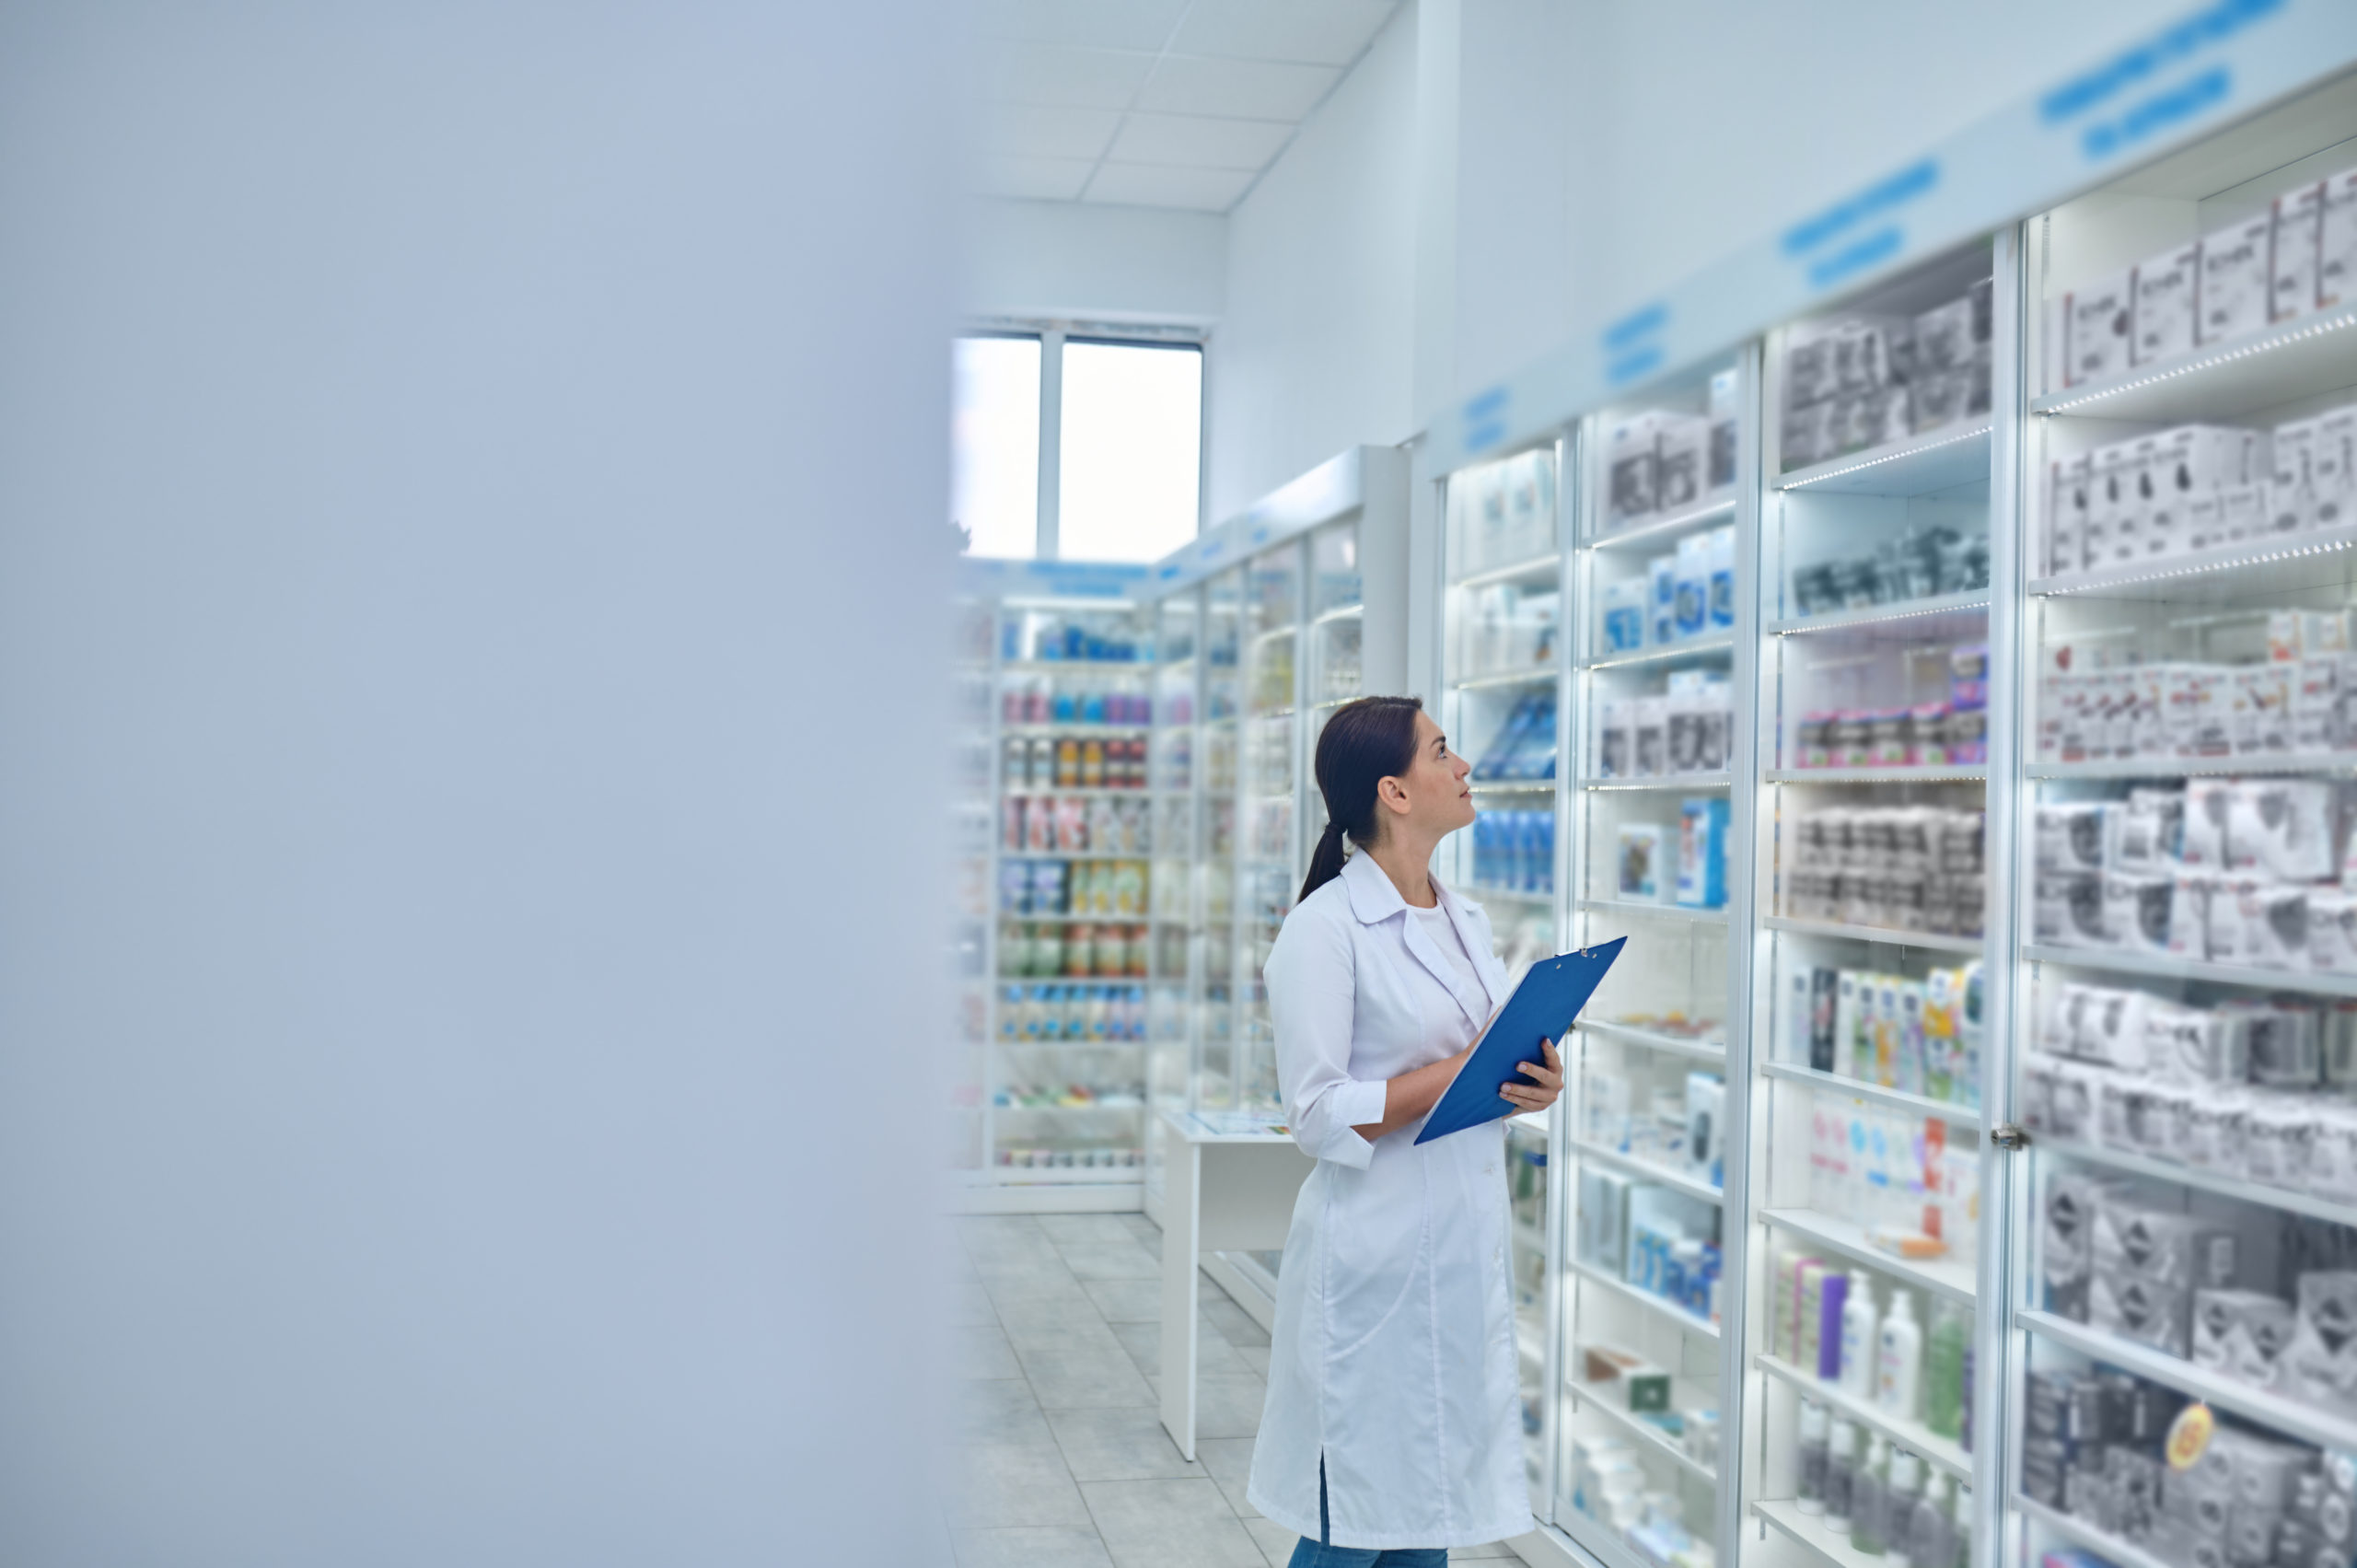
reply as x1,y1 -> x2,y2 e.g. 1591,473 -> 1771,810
2049,454 -> 2091,575
2295,656 -> 2340,751
2200,215 -> 2275,344
2277,182 -> 2328,322
2135,242 -> 2201,364
1655,412 -> 1709,513
1606,412 -> 1666,526
2067,272 -> 2133,385
2223,480 -> 2271,543
2106,871 -> 2177,954
2320,167 -> 2357,312
2142,425 -> 2252,557
2272,415 -> 2318,534
2315,405 -> 2357,532
2092,442 -> 2145,565
2227,777 -> 2340,879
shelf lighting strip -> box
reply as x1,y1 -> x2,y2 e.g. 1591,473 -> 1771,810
2037,532 -> 2357,597
1775,596 -> 1991,634
2036,308 -> 2357,415
1775,420 -> 1991,491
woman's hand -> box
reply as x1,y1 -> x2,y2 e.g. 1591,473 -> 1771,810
1499,1038 -> 1563,1115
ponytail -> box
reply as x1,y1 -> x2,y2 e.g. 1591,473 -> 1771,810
1298,695 -> 1424,904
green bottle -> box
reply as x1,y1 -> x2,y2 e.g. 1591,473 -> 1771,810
1852,1434 -> 1889,1557
1925,1299 -> 1968,1440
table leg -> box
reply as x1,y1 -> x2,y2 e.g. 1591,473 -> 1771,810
1158,1138 -> 1200,1461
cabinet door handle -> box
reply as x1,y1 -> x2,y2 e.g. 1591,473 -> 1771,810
1990,1123 -> 2030,1152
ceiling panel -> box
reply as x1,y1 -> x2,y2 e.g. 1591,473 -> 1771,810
981,156 -> 1097,202
976,0 -> 1190,52
1086,162 -> 1258,212
1135,55 -> 1340,122
1108,112 -> 1293,171
1167,0 -> 1398,67
989,103 -> 1122,162
982,41 -> 1156,110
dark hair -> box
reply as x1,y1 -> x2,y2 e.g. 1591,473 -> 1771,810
1299,695 -> 1424,903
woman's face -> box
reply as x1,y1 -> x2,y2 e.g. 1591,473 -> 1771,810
1379,710 -> 1476,842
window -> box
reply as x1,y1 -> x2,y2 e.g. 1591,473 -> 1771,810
1058,341 -> 1202,564
950,335 -> 1041,560
949,331 -> 1202,563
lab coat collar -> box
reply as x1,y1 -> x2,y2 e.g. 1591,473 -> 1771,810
1339,851 -> 1498,1028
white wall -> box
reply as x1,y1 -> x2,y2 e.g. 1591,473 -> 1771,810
1207,1 -> 1423,523
0,4 -> 955,1562
969,197 -> 1227,325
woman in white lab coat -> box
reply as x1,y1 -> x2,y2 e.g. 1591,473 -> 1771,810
1246,696 -> 1562,1566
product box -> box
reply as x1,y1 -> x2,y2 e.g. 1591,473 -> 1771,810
2038,801 -> 2108,873
2202,216 -> 2277,344
2195,1290 -> 2299,1390
2278,183 -> 2328,323
1685,1072 -> 1724,1186
1648,553 -> 1678,646
2274,416 -> 2319,534
2227,779 -> 2340,880
2137,242 -> 2202,363
2170,874 -> 2218,958
1603,576 -> 1646,652
1707,368 -> 1739,493
2147,425 -> 2260,556
1656,413 -> 1710,514
2044,1168 -> 2111,1321
1674,530 -> 1711,639
1606,412 -> 1666,526
1632,695 -> 1667,776
2295,656 -> 2341,752
2225,481 -> 2273,543
1706,525 -> 1736,631
2106,871 -> 2177,953
2322,894 -> 2357,974
2051,454 -> 2093,575
2320,167 -> 2357,312
2185,779 -> 2235,865
1677,797 -> 1729,910
2095,1201 -> 2239,1292
2314,406 -> 2356,533
2069,273 -> 2135,385
1577,1167 -> 1633,1272
1618,822 -> 1668,901
2286,1272 -> 2357,1416
1596,702 -> 1629,779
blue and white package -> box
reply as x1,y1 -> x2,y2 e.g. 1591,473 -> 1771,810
1675,532 -> 1712,639
1708,524 -> 1736,630
1649,553 -> 1678,645
1678,796 -> 1730,909
1603,576 -> 1646,652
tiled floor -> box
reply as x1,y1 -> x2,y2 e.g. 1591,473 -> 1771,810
948,1212 -> 1523,1568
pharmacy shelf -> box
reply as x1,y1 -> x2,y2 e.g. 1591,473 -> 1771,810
1759,1063 -> 1982,1132
1453,550 -> 1565,590
1456,666 -> 1562,691
1760,1209 -> 1976,1306
999,660 -> 1152,674
2027,751 -> 2357,779
1580,773 -> 1731,791
998,914 -> 1155,925
1567,1135 -> 1724,1207
1765,767 -> 1987,785
1770,591 -> 1991,637
2017,1308 -> 2357,1455
1586,495 -> 1737,552
1578,900 -> 1730,926
1470,779 -> 1560,794
993,1098 -> 1148,1112
1776,419 -> 1991,497
984,1166 -> 1147,1185
1566,1257 -> 1720,1341
1004,786 -> 1157,798
1753,1353 -> 1971,1482
1001,723 -> 1154,736
2032,302 -> 2357,421
1577,633 -> 1736,672
1753,1498 -> 1883,1568
1562,1377 -> 1718,1484
2029,520 -> 2357,602
2036,1135 -> 2357,1230
999,851 -> 1160,862
2024,942 -> 2357,998
1575,1018 -> 1729,1065
2014,1496 -> 2175,1568
1764,917 -> 1985,954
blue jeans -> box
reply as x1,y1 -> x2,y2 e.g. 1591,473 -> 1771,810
1286,1459 -> 1449,1568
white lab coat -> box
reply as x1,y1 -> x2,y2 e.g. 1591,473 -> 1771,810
1244,850 -> 1534,1551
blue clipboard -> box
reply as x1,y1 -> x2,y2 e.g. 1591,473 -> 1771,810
1414,936 -> 1626,1144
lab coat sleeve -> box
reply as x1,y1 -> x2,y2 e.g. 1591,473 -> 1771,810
1265,903 -> 1387,1169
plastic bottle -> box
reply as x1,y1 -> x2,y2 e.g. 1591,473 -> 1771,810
1910,1471 -> 1954,1568
1952,1483 -> 1973,1568
1925,1299 -> 1968,1439
1797,1400 -> 1830,1516
1878,1292 -> 1923,1419
1885,1448 -> 1922,1568
1841,1279 -> 1881,1400
1851,1434 -> 1888,1557
1825,1417 -> 1857,1535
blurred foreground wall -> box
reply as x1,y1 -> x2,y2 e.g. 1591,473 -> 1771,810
0,4 -> 957,1562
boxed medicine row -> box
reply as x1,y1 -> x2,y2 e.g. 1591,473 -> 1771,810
1599,525 -> 1738,654
1780,278 -> 1994,471
1601,372 -> 1740,532
2046,413 -> 2356,578
1597,672 -> 1734,779
1781,807 -> 1989,938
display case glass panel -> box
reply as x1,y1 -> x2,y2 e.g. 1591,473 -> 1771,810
1200,568 -> 1242,1112
1239,542 -> 1305,1114
2008,70 -> 2357,1568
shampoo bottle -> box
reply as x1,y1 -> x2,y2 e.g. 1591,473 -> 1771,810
1825,1416 -> 1857,1535
1885,1448 -> 1923,1568
1925,1298 -> 1968,1439
1797,1399 -> 1829,1516
1841,1279 -> 1881,1400
1910,1472 -> 1955,1568
1852,1434 -> 1889,1557
1817,1271 -> 1851,1380
1878,1292 -> 1923,1417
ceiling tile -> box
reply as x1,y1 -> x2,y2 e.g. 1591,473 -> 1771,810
989,102 -> 1121,162
1168,0 -> 1398,66
1108,112 -> 1293,171
981,41 -> 1155,110
1085,163 -> 1258,212
1135,55 -> 1340,122
976,0 -> 1190,52
979,156 -> 1097,202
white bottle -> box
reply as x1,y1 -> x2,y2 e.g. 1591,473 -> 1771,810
1841,1278 -> 1881,1400
1878,1291 -> 1923,1418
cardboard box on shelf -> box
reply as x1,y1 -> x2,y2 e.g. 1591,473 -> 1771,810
2274,416 -> 2319,534
2069,272 -> 2135,384
2320,167 -> 2357,312
2136,242 -> 2201,363
2201,215 -> 2275,344
2277,182 -> 2328,323
2050,454 -> 2092,575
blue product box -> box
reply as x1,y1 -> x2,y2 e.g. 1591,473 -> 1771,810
1604,576 -> 1645,652
1675,532 -> 1711,639
1677,796 -> 1729,909
1649,553 -> 1678,645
